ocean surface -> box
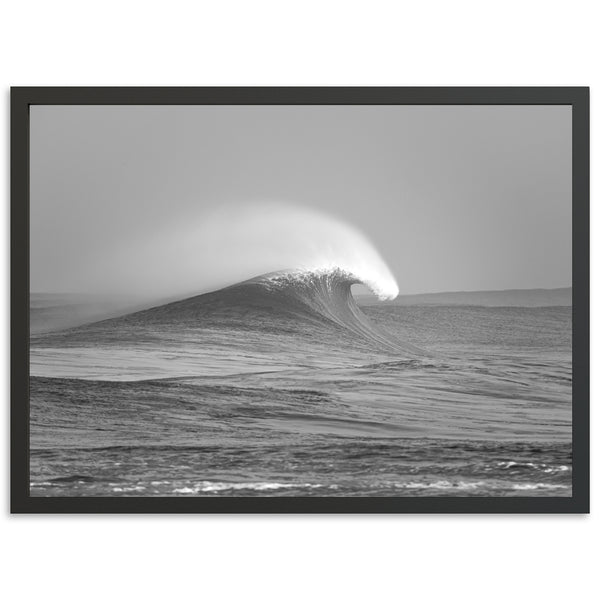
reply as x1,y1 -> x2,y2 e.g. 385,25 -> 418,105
30,271 -> 572,497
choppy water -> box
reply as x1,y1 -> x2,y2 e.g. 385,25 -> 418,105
30,272 -> 572,497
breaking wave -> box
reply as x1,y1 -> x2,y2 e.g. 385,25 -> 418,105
122,267 -> 411,353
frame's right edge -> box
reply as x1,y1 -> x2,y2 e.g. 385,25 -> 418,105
571,87 -> 590,513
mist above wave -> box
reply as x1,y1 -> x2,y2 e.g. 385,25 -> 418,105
85,203 -> 399,302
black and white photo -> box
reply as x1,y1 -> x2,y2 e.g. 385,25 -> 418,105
11,88 -> 589,512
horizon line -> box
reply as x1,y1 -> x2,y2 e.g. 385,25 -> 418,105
30,285 -> 573,297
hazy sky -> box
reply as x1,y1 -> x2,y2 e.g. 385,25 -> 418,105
30,104 -> 571,296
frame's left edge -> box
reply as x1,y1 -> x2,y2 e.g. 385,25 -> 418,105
10,87 -> 31,513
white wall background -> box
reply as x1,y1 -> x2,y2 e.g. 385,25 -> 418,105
1,2 -> 597,598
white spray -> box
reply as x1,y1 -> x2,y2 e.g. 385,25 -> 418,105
89,202 -> 400,302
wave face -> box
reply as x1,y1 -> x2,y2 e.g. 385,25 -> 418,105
117,268 -> 410,353
248,269 -> 403,350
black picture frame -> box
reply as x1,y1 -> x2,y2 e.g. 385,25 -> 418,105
11,87 -> 590,514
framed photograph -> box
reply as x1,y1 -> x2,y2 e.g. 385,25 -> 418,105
11,87 -> 589,513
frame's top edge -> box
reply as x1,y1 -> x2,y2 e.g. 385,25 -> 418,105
9,86 -> 589,106
9,85 -> 591,89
